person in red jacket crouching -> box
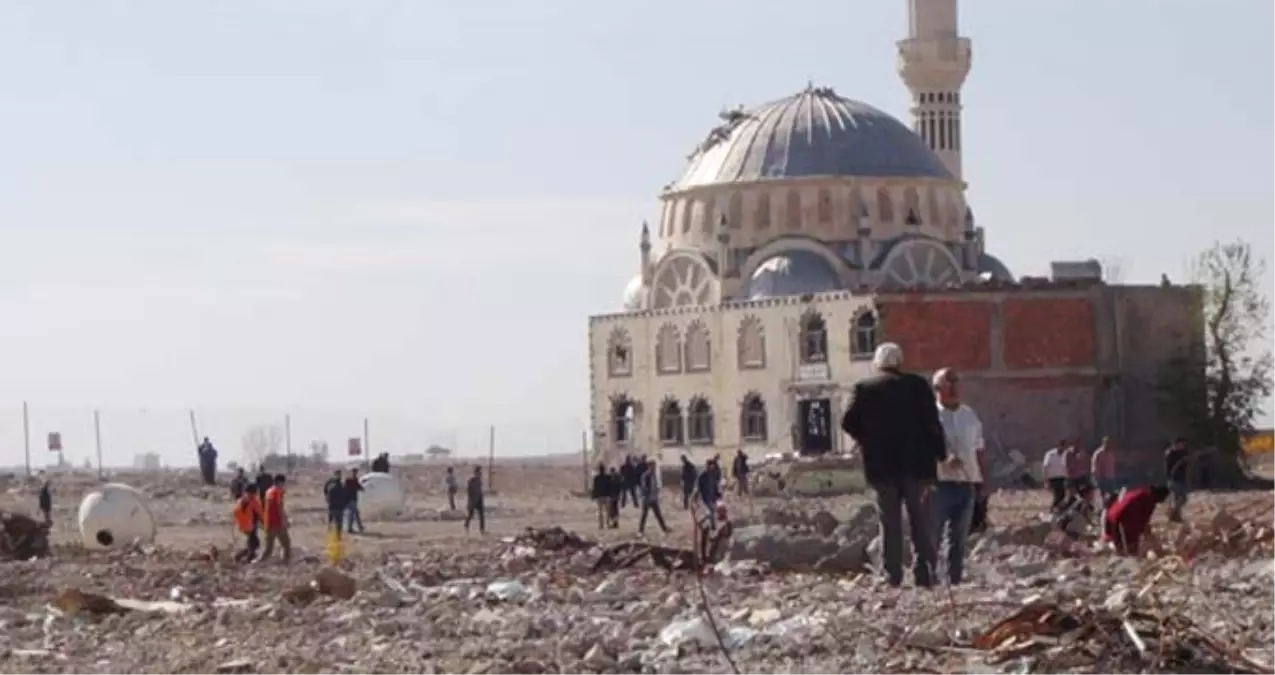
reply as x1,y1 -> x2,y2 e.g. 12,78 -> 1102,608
1103,485 -> 1170,556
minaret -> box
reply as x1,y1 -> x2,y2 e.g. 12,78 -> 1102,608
897,0 -> 972,181
639,221 -> 652,285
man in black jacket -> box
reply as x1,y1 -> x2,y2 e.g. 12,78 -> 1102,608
841,342 -> 946,588
591,463 -> 611,530
323,470 -> 348,538
344,469 -> 365,534
680,455 -> 698,510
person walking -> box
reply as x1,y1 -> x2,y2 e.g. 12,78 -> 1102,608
1164,438 -> 1190,522
232,484 -> 264,563
1091,437 -> 1119,508
679,455 -> 698,510
229,467 -> 248,501
695,458 -> 723,530
732,450 -> 751,497
841,342 -> 945,589
637,459 -> 672,536
323,470 -> 347,538
606,467 -> 622,528
258,475 -> 291,564
344,468 -> 365,534
1041,441 -> 1069,510
931,367 -> 985,586
464,466 -> 486,534
591,463 -> 611,530
37,477 -> 52,527
445,467 -> 459,511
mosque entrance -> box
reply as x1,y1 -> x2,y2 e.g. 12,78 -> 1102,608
797,398 -> 833,456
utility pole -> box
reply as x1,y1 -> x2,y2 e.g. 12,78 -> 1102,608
21,401 -> 30,478
362,417 -> 370,469
487,425 -> 495,492
94,409 -> 104,480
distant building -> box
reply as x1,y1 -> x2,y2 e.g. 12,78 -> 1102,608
588,0 -> 1202,468
133,453 -> 162,471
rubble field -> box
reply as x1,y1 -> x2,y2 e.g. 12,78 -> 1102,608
0,463 -> 1269,674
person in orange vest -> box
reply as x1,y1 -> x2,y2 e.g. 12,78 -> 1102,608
232,484 -> 264,563
258,475 -> 291,564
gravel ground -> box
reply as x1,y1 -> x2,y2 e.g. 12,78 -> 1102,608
0,464 -> 1269,674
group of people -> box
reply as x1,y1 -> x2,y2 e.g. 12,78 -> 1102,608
229,468 -> 292,564
322,469 -> 365,537
443,465 -> 487,534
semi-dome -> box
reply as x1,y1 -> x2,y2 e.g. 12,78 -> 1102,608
748,251 -> 843,300
77,483 -> 157,550
621,275 -> 645,311
978,253 -> 1015,282
676,85 -> 953,189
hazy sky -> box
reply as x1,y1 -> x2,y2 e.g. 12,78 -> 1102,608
0,1 -> 1271,468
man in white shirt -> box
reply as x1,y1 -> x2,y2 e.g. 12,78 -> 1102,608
1040,441 -> 1069,511
931,367 -> 985,586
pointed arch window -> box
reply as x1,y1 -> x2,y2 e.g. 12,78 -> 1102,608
740,392 -> 768,442
875,187 -> 894,224
684,320 -> 711,372
655,323 -> 682,374
658,398 -> 684,446
727,192 -> 744,230
903,187 -> 921,226
850,310 -> 878,360
607,327 -> 632,377
784,189 -> 801,231
737,314 -> 766,370
611,396 -> 635,446
799,311 -> 828,364
756,192 -> 771,229
687,397 -> 715,445
817,188 -> 833,225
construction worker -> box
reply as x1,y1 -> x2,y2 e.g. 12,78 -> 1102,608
258,475 -> 291,564
232,484 -> 264,563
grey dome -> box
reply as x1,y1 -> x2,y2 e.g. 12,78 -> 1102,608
978,253 -> 1015,282
677,85 -> 952,189
748,251 -> 843,300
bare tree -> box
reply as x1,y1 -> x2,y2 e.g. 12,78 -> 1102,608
1158,239 -> 1273,486
242,425 -> 284,468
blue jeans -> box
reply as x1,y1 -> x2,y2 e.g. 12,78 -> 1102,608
932,482 -> 975,585
345,503 -> 364,533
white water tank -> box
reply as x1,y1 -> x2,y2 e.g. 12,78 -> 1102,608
77,483 -> 157,550
358,472 -> 406,517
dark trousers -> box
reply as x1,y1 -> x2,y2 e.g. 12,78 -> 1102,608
345,503 -> 364,533
607,496 -> 620,527
970,494 -> 989,534
447,489 -> 457,511
873,478 -> 937,588
328,508 -> 345,537
682,485 -> 694,510
638,501 -> 670,534
622,483 -> 639,508
736,474 -> 749,496
1047,478 -> 1067,509
235,530 -> 260,562
465,500 -> 486,533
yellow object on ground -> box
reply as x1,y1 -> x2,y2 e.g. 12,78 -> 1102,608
325,527 -> 345,565
1243,429 -> 1274,455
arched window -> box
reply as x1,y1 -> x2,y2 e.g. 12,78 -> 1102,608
680,199 -> 694,234
799,311 -> 828,364
850,311 -> 878,360
784,189 -> 801,230
903,186 -> 921,226
875,186 -> 894,224
737,315 -> 766,370
926,186 -> 942,228
728,192 -> 744,230
655,323 -> 682,374
658,398 -> 683,446
687,397 -> 714,445
611,396 -> 635,446
740,392 -> 768,442
817,188 -> 833,225
700,198 -> 715,238
607,327 -> 632,377
684,320 -> 711,372
756,192 -> 771,229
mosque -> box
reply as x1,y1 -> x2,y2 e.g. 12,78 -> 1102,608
588,0 -> 1202,469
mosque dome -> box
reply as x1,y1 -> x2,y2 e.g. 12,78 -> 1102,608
978,253 -> 1015,282
747,250 -> 843,300
676,85 -> 953,190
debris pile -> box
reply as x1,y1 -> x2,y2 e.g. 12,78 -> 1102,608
511,526 -> 595,553
729,504 -> 877,573
1174,501 -> 1274,559
0,510 -> 49,560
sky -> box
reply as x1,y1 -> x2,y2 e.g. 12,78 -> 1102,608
0,1 -> 1271,469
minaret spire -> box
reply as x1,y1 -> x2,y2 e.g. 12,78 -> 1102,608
897,0 -> 972,181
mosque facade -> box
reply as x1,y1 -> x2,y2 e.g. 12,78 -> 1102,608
588,0 -> 1202,470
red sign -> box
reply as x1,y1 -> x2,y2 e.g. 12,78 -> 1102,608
347,438 -> 362,457
47,432 -> 62,452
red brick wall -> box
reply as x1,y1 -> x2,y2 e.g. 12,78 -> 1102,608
880,299 -> 993,372
1002,298 -> 1096,369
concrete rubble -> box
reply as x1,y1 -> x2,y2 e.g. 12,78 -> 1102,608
0,467 -> 1269,673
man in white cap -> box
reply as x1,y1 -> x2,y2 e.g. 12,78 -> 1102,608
841,342 -> 946,588
931,367 -> 986,585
